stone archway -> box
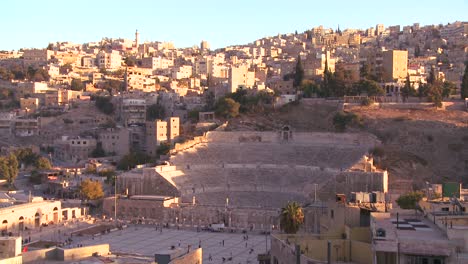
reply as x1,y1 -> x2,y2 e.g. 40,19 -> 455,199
18,217 -> 24,231
34,213 -> 41,228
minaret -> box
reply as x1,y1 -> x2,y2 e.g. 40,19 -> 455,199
135,29 -> 140,48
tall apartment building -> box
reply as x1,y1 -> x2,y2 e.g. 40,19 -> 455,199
228,65 -> 255,93
167,117 -> 179,140
121,99 -> 146,126
376,24 -> 385,36
382,50 -> 408,82
98,127 -> 131,157
200,40 -> 210,51
96,50 -> 122,69
145,117 -> 179,156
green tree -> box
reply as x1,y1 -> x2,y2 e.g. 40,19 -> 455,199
35,157 -> 52,170
461,61 -> 468,100
427,66 -> 436,85
80,179 -> 104,200
60,63 -> 73,74
333,111 -> 362,132
441,81 -> 456,98
70,78 -> 85,91
300,80 -> 319,98
293,55 -> 304,88
13,148 -> 40,167
91,142 -> 106,158
95,96 -> 114,115
427,82 -> 443,108
124,57 -> 136,67
0,154 -> 19,185
401,73 -> 415,102
146,103 -> 165,121
215,98 -> 240,118
417,81 -> 428,99
357,79 -> 384,96
117,152 -> 152,171
396,191 -> 423,209
280,201 -> 304,234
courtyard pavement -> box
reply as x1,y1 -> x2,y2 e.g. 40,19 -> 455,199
74,225 -> 270,264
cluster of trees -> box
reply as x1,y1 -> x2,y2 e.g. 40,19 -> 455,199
396,191 -> 424,209
294,58 -> 385,98
333,111 -> 363,132
79,179 -> 104,200
0,64 -> 27,80
213,89 -> 274,118
102,79 -> 125,95
0,148 -> 52,186
94,96 -> 114,115
117,152 -> 153,171
146,103 -> 165,121
406,68 -> 458,107
294,57 -> 464,104
70,78 -> 85,91
0,154 -> 19,185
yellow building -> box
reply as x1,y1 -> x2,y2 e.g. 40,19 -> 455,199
382,50 -> 408,82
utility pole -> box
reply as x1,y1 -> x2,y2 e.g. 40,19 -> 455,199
114,175 -> 117,221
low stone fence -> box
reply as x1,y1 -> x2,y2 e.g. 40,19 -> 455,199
22,244 -> 109,263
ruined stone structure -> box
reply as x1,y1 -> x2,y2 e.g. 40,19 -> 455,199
112,130 -> 387,229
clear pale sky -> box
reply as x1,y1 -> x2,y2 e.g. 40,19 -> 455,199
0,0 -> 467,51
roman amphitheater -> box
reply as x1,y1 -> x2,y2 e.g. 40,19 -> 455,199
114,128 -> 387,229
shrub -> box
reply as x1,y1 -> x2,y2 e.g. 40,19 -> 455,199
332,111 -> 362,132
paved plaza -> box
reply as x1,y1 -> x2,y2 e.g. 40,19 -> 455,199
74,225 -> 270,263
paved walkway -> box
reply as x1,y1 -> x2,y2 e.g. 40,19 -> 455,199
74,225 -> 270,264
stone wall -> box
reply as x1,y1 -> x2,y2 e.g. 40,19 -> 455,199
172,135 -> 206,154
0,256 -> 21,264
22,248 -> 56,263
169,248 -> 202,264
55,244 -> 110,261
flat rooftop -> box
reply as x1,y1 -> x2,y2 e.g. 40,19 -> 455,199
69,225 -> 270,263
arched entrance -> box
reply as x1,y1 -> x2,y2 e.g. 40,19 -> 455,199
281,126 -> 292,141
34,213 -> 41,228
53,207 -> 59,223
18,217 -> 24,231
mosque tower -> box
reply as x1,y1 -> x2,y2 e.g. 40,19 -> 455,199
135,29 -> 140,48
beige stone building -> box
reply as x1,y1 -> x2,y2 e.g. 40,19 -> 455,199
22,49 -> 54,67
96,50 -> 122,69
167,117 -> 179,141
126,67 -> 156,92
53,136 -> 97,162
0,200 -> 61,233
382,50 -> 408,82
145,117 -> 180,154
121,98 -> 146,126
19,98 -> 39,112
141,56 -> 174,70
98,127 -> 131,157
228,65 -> 255,93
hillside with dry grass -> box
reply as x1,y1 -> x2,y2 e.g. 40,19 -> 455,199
227,100 -> 468,192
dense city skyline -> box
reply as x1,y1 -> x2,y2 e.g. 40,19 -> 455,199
0,0 -> 467,51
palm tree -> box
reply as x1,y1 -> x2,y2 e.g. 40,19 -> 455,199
280,201 -> 304,234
